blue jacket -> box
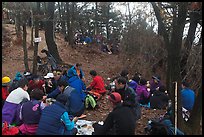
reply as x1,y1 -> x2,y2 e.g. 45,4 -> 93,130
36,101 -> 67,135
181,88 -> 195,111
63,86 -> 85,116
67,65 -> 84,79
68,76 -> 86,101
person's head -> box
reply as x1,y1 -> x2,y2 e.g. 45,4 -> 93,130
120,69 -> 129,77
58,80 -> 68,93
152,75 -> 161,83
108,92 -> 121,107
32,75 -> 41,84
2,76 -> 11,87
18,78 -> 29,91
56,94 -> 68,105
75,63 -> 82,70
115,76 -> 127,90
89,70 -> 97,77
53,69 -> 62,81
30,89 -> 44,100
132,72 -> 141,83
181,80 -> 189,89
140,78 -> 147,86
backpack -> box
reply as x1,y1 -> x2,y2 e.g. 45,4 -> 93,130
85,94 -> 97,109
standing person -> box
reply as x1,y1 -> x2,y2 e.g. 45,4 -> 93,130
18,89 -> 46,135
67,63 -> 85,82
2,78 -> 30,125
86,70 -> 106,100
136,78 -> 150,105
2,76 -> 11,107
181,80 -> 195,111
115,77 -> 141,121
36,94 -> 78,135
93,92 -> 136,135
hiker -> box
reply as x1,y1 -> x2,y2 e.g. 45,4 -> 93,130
110,69 -> 129,83
28,75 -> 45,94
23,71 -> 33,81
2,76 -> 11,107
86,70 -> 106,100
2,78 -> 30,125
128,79 -> 137,92
93,92 -> 136,135
44,80 -> 85,117
8,72 -> 23,92
150,85 -> 169,109
43,72 -> 55,94
115,76 -> 141,121
52,69 -> 66,86
136,78 -> 150,105
67,63 -> 85,82
149,75 -> 163,94
36,94 -> 78,135
18,89 -> 46,135
181,80 -> 195,111
41,49 -> 58,71
132,72 -> 142,84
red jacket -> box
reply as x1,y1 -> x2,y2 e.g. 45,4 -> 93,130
28,80 -> 45,91
2,87 -> 9,101
89,76 -> 106,94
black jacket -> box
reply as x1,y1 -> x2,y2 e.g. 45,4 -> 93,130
150,91 -> 169,109
93,103 -> 136,135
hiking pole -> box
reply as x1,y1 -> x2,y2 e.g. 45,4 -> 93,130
174,81 -> 178,135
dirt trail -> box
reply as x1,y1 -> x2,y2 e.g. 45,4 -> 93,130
2,24 -> 166,135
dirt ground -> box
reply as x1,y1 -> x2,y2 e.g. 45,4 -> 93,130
2,24 -> 167,135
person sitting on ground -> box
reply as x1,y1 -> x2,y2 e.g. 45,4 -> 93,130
150,85 -> 169,109
110,69 -> 129,83
136,78 -> 150,105
67,63 -> 85,82
2,78 -> 30,125
52,69 -> 67,87
181,80 -> 195,111
18,89 -> 46,135
93,92 -> 136,135
43,72 -> 55,94
43,81 -> 85,117
37,94 -> 78,135
86,70 -> 106,100
132,72 -> 142,84
8,72 -> 23,92
28,75 -> 45,94
2,76 -> 11,107
149,75 -> 163,94
115,77 -> 141,121
23,71 -> 33,81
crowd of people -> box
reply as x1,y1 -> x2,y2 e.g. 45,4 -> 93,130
2,64 -> 195,135
74,32 -> 120,55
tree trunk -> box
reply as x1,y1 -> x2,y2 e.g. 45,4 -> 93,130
106,3 -> 110,40
180,11 -> 199,79
65,2 -> 70,42
30,9 -> 34,48
94,2 -> 98,35
22,22 -> 30,72
32,2 -> 40,75
45,2 -> 62,63
15,3 -> 21,38
68,2 -> 74,47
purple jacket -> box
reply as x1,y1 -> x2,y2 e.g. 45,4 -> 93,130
136,85 -> 150,102
149,80 -> 162,93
